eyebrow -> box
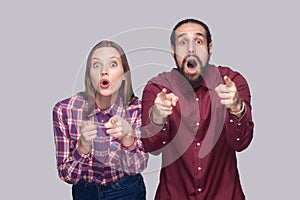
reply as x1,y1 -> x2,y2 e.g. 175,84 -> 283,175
91,56 -> 119,61
177,32 -> 205,39
109,56 -> 119,59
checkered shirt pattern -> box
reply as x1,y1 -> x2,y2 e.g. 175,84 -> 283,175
52,94 -> 148,185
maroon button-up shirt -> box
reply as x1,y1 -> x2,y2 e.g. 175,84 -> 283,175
141,65 -> 254,200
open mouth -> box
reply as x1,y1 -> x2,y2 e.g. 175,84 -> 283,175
187,57 -> 198,69
184,57 -> 199,75
100,78 -> 110,89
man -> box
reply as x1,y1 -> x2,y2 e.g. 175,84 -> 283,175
141,18 -> 254,199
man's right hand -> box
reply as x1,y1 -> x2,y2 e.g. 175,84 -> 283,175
151,88 -> 178,125
78,121 -> 97,154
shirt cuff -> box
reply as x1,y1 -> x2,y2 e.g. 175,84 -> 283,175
227,108 -> 247,129
121,138 -> 137,152
73,148 -> 91,163
226,106 -> 249,148
143,121 -> 169,153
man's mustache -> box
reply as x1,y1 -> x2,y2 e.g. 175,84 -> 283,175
182,54 -> 203,67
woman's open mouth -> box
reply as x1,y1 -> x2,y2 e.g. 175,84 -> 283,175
100,78 -> 110,89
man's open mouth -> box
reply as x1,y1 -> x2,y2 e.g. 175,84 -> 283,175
187,57 -> 198,69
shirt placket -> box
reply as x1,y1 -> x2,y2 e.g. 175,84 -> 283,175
193,92 -> 205,197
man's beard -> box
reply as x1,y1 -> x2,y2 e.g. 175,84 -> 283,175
176,54 -> 209,88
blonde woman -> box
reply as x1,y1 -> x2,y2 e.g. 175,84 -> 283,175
53,40 -> 148,200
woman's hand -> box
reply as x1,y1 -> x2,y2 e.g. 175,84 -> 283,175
78,121 -> 97,154
105,116 -> 135,147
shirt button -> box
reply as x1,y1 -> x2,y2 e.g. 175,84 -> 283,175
101,119 -> 104,123
195,98 -> 199,101
196,142 -> 201,147
198,188 -> 202,192
197,167 -> 201,171
236,138 -> 240,141
237,122 -> 241,126
162,141 -> 166,145
162,128 -> 166,131
229,119 -> 234,123
196,122 -> 200,126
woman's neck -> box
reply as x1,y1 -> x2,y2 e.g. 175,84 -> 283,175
95,92 -> 118,110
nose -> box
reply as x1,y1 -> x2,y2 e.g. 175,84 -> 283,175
101,66 -> 109,76
188,44 -> 195,54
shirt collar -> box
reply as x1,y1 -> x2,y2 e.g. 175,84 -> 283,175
87,96 -> 125,118
170,69 -> 195,96
172,65 -> 223,94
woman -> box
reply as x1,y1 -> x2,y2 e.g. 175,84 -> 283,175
52,40 -> 148,200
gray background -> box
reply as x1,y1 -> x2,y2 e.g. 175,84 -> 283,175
1,0 -> 299,199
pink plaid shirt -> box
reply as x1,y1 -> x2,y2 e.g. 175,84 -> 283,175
52,94 -> 148,185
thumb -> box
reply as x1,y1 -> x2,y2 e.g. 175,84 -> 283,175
172,97 -> 178,106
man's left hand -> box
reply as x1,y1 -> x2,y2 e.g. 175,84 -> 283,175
215,76 -> 243,113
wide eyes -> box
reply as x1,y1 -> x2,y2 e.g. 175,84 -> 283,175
195,40 -> 202,44
92,60 -> 118,69
177,39 -> 203,46
179,40 -> 187,45
93,63 -> 101,68
110,61 -> 117,67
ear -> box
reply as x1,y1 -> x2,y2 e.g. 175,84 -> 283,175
171,45 -> 175,58
208,42 -> 213,55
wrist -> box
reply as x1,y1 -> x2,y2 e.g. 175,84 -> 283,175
77,140 -> 90,155
150,106 -> 166,126
229,100 -> 245,116
121,135 -> 135,148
